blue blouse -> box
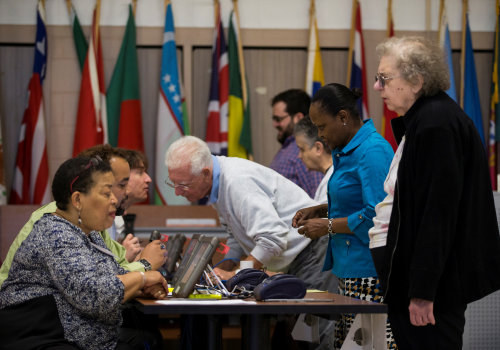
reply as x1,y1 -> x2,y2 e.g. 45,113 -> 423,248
323,119 -> 393,278
0,214 -> 127,350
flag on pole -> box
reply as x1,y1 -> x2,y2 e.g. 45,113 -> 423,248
463,14 -> 486,146
72,2 -> 108,156
66,0 -> 87,71
305,0 -> 324,97
348,0 -> 369,119
438,0 -> 457,101
489,0 -> 500,190
381,0 -> 398,151
107,4 -> 144,151
205,5 -> 229,156
228,9 -> 251,158
10,0 -> 50,204
155,1 -> 189,205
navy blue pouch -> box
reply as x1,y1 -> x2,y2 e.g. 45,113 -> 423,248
253,274 -> 307,301
225,268 -> 269,291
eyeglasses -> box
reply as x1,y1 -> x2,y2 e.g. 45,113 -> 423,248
165,180 -> 193,191
375,74 -> 400,88
70,156 -> 102,193
272,114 -> 291,123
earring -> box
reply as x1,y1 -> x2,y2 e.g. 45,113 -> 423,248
343,123 -> 347,126
78,210 -> 82,226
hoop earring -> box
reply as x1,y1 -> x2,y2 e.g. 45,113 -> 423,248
78,210 -> 82,226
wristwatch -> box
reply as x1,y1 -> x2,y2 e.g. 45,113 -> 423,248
139,259 -> 152,271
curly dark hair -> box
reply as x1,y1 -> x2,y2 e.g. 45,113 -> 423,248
52,157 -> 112,210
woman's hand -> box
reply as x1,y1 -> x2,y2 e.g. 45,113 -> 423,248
143,282 -> 169,300
292,204 -> 327,228
297,218 -> 329,240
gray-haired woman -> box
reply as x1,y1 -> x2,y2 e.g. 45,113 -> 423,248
370,35 -> 500,349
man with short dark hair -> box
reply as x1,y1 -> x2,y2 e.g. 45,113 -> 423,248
270,89 -> 323,198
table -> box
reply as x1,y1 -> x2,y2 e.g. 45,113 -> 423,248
134,292 -> 387,350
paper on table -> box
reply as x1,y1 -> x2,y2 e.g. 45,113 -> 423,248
155,299 -> 257,305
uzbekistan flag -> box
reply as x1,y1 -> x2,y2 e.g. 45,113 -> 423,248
155,1 -> 189,205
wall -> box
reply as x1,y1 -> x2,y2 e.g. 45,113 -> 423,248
0,0 -> 496,202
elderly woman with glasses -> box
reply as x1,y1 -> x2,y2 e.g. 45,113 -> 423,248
0,157 -> 168,350
292,83 -> 395,349
370,36 -> 500,349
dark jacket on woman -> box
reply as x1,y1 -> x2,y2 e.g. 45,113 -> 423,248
376,91 -> 500,309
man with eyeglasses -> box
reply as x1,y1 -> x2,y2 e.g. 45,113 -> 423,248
166,136 -> 335,290
0,146 -> 166,288
270,89 -> 323,199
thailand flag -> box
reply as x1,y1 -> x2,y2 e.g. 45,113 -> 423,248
349,2 -> 369,119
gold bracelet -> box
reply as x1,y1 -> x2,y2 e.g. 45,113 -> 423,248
138,271 -> 146,289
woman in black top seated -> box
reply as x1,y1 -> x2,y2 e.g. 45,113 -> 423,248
0,157 -> 168,350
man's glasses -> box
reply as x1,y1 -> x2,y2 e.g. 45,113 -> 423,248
70,156 -> 102,193
272,114 -> 291,123
165,180 -> 192,191
375,74 -> 400,88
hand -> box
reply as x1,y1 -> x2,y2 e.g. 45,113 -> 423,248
297,218 -> 329,240
143,271 -> 169,299
292,205 -> 326,228
409,298 -> 435,326
122,234 -> 142,262
139,240 -> 167,270
212,267 -> 236,281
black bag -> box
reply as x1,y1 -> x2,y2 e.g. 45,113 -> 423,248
225,268 -> 269,291
253,274 -> 307,301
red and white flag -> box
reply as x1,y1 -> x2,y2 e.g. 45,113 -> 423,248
205,5 -> 229,155
72,3 -> 107,156
10,0 -> 50,204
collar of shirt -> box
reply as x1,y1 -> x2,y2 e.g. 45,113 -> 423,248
282,134 -> 295,148
332,119 -> 377,157
207,155 -> 221,204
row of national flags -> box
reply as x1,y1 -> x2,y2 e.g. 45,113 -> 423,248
8,0 -> 500,204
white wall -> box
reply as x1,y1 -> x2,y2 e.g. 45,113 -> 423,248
0,0 -> 496,32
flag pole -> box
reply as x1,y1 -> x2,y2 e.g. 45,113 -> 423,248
306,0 -> 315,93
232,0 -> 247,108
346,0 -> 357,86
387,0 -> 392,37
95,0 -> 101,43
65,0 -> 72,16
132,0 -> 137,17
438,0 -> 445,39
214,0 -> 220,27
460,0 -> 467,108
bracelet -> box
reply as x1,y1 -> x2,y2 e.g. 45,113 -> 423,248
138,271 -> 146,289
328,219 -> 335,236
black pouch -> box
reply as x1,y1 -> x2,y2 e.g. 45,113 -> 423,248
253,274 -> 307,301
225,268 -> 269,291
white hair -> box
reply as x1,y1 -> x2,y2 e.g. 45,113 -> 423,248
165,136 -> 212,175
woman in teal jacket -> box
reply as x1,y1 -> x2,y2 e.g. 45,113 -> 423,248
293,83 -> 395,349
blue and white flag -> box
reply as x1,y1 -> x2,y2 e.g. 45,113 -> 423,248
439,5 -> 457,101
155,2 -> 189,205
